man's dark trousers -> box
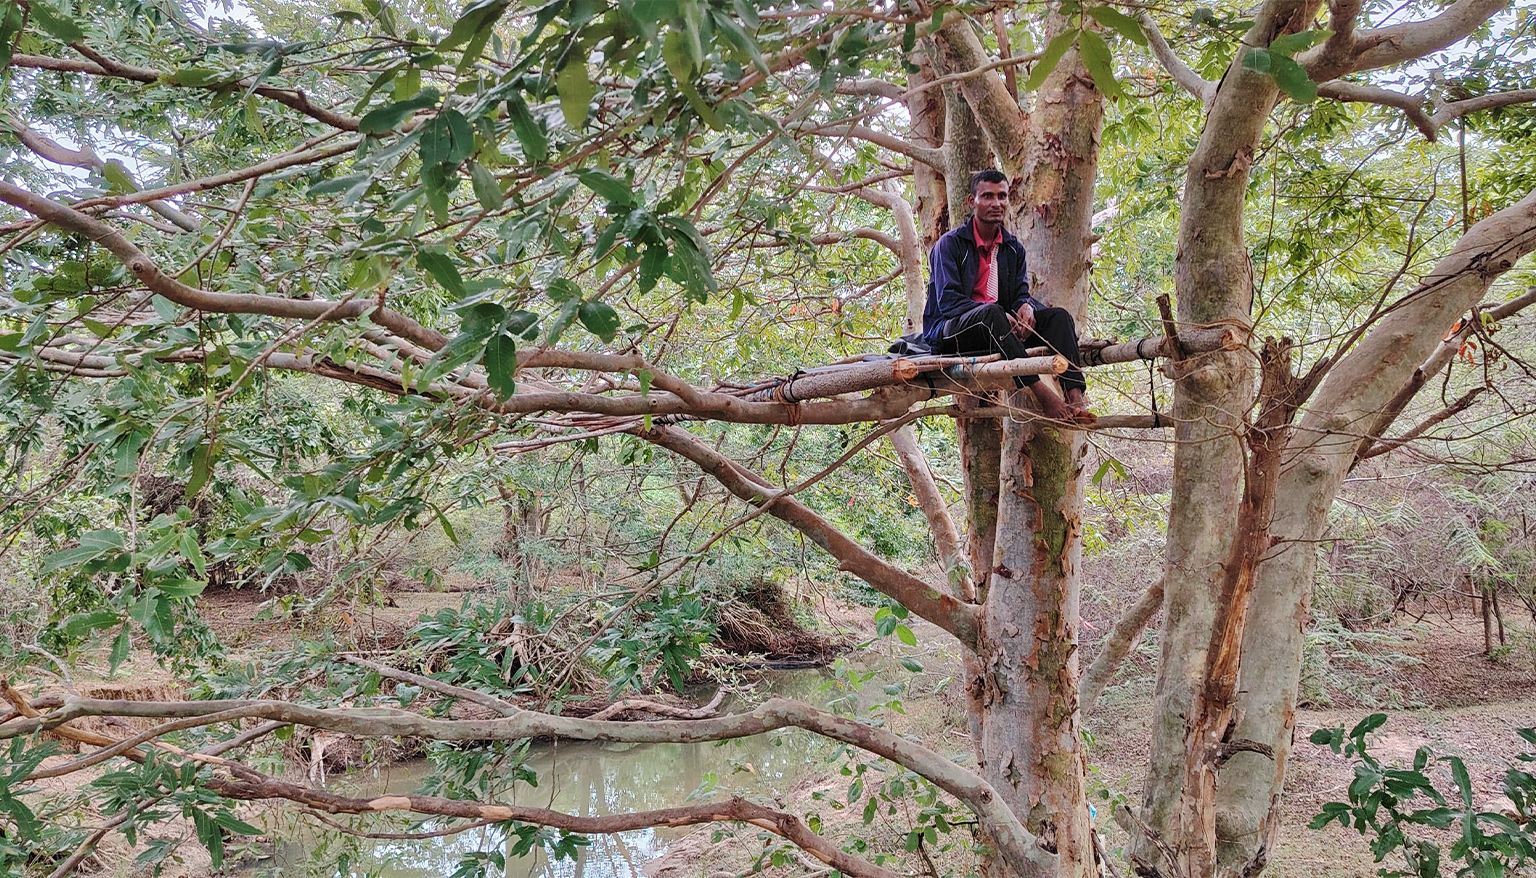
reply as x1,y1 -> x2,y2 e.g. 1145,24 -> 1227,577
935,303 -> 1086,393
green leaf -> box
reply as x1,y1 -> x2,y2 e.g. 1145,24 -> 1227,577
420,108 -> 476,168
41,530 -> 124,575
29,0 -> 85,42
178,530 -> 207,578
187,441 -> 214,497
213,811 -> 264,836
1448,756 -> 1474,807
1242,47 -> 1273,75
438,0 -> 509,50
578,301 -> 620,342
101,160 -> 138,194
895,624 -> 917,646
484,332 -> 517,400
638,245 -> 667,293
556,59 -> 595,129
504,92 -> 548,163
1024,29 -> 1078,92
416,247 -> 467,298
1077,30 -> 1123,98
712,8 -> 767,74
419,302 -> 504,385
662,30 -> 723,129
108,625 -> 131,676
157,577 -> 207,598
576,169 -> 636,207
1086,7 -> 1147,46
358,89 -> 440,134
1270,54 -> 1318,103
899,656 -> 924,673
547,277 -> 583,302
467,161 -> 504,210
1349,713 -> 1388,739
1269,28 -> 1330,56
448,1 -> 511,72
61,610 -> 121,638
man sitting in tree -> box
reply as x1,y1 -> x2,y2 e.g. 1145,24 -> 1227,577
920,168 -> 1094,423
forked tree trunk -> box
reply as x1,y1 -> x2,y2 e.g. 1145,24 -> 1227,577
1140,0 -> 1319,861
1213,190 -> 1536,873
934,12 -> 1105,873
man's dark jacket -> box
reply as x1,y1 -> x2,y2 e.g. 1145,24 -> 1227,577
920,220 -> 1044,347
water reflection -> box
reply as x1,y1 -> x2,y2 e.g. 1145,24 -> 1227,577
248,664 -> 911,878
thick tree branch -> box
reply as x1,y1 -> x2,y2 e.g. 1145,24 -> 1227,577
1,115 -> 200,231
1301,0 -> 1511,76
1316,81 -> 1436,138
1351,285 -> 1536,463
1434,89 -> 1536,128
220,782 -> 900,878
888,425 -> 965,588
1139,14 -> 1216,105
639,424 -> 982,650
13,48 -> 361,131
931,19 -> 1029,171
8,692 -> 1055,876
0,181 -> 446,351
1316,83 -> 1536,141
1080,578 -> 1165,713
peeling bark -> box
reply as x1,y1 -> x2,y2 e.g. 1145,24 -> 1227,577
982,411 -> 1094,878
1214,188 -> 1536,874
1141,0 -> 1325,859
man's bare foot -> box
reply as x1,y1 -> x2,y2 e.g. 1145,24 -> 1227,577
1064,388 -> 1097,425
1029,383 -> 1075,422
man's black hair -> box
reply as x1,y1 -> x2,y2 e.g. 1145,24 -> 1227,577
969,168 -> 1008,196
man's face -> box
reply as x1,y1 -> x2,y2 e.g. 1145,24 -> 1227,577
971,180 -> 1009,225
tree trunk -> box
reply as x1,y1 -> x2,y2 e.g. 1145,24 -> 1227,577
944,82 -> 991,227
1212,188 -> 1536,874
1483,580 -> 1495,656
960,413 -> 1003,759
907,49 -> 950,247
1140,0 -> 1309,857
981,409 -> 1094,878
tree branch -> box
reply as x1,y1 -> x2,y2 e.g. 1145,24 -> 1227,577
13,47 -> 361,131
0,181 -> 446,352
889,425 -> 965,590
1316,83 -> 1536,142
9,692 -> 1055,876
1358,386 -> 1486,459
931,18 -> 1029,170
796,121 -> 946,169
1080,578 -> 1164,713
639,424 -> 983,650
1,114 -> 201,231
1316,81 -> 1436,138
1139,14 -> 1216,105
1302,0 -> 1511,76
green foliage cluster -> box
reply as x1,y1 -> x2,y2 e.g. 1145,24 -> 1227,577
1312,715 -> 1536,878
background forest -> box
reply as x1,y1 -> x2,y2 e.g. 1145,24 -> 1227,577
2,0 -> 1536,876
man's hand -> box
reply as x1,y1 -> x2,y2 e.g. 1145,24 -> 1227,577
1010,302 -> 1035,340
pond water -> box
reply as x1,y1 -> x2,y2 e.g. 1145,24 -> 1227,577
244,659 -> 933,878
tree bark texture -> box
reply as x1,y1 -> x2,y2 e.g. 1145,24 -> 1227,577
1213,187 -> 1536,873
1141,0 -> 1323,856
907,50 -> 951,246
982,410 -> 1093,878
1016,13 -> 1104,321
